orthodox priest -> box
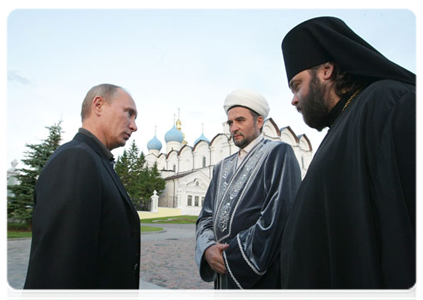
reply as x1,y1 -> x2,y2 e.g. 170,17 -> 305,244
195,89 -> 302,289
280,16 -> 415,289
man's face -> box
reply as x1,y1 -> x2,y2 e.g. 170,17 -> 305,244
289,68 -> 331,131
102,89 -> 138,150
227,106 -> 262,149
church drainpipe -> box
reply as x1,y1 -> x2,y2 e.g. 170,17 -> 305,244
173,178 -> 177,208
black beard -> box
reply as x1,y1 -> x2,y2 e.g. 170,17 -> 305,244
233,134 -> 250,149
301,74 -> 331,131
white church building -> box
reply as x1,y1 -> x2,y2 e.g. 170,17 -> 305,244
145,116 -> 313,216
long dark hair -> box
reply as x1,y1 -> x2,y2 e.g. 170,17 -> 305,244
310,62 -> 371,99
330,63 -> 372,98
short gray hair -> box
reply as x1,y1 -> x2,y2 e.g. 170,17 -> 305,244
81,83 -> 122,121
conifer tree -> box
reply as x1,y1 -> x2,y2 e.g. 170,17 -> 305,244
114,148 -> 130,187
7,121 -> 63,227
141,163 -> 165,208
115,140 -> 165,210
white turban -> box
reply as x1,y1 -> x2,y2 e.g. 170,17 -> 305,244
223,88 -> 270,119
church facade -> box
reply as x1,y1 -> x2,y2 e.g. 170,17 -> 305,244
145,117 -> 313,216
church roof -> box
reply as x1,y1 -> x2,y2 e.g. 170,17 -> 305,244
164,124 -> 184,143
147,135 -> 162,151
297,134 -> 313,151
209,133 -> 230,146
164,170 -> 196,180
280,126 -> 300,143
194,133 -> 210,145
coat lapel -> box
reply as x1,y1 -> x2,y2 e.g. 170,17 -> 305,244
73,133 -> 140,221
102,159 -> 140,218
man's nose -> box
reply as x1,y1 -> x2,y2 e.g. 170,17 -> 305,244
291,94 -> 299,107
130,119 -> 137,132
230,123 -> 239,133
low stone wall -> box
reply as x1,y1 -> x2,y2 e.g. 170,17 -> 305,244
138,207 -> 182,220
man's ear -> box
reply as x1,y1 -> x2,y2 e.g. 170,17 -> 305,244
92,96 -> 105,116
257,116 -> 264,131
321,62 -> 335,80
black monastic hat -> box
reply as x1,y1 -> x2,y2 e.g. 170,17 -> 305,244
281,16 -> 415,85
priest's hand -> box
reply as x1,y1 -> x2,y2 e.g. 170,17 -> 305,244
204,243 -> 229,274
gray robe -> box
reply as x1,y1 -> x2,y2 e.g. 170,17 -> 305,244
196,138 -> 301,289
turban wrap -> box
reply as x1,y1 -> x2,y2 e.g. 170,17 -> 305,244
224,88 -> 270,119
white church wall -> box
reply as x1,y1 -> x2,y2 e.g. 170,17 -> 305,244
159,179 -> 176,207
263,123 -> 278,138
180,173 -> 209,214
178,146 -> 193,173
166,141 -> 182,154
193,141 -> 209,170
157,154 -> 166,171
145,153 -> 158,169
147,117 -> 313,215
210,134 -> 230,166
280,128 -> 297,146
166,151 -> 179,173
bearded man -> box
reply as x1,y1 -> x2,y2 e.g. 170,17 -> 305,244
195,88 -> 301,289
280,16 -> 415,289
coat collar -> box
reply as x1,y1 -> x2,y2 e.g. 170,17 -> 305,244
73,132 -> 140,222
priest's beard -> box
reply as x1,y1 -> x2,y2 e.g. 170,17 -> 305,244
301,74 -> 332,131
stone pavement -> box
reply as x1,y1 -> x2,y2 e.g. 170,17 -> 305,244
7,223 -> 213,290
140,223 -> 212,289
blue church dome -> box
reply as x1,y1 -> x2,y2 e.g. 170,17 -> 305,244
194,133 -> 210,145
164,125 -> 184,143
147,135 -> 162,151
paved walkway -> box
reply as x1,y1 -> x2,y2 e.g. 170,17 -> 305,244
7,223 -> 212,290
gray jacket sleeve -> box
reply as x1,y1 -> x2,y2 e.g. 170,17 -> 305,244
195,165 -> 219,282
222,144 -> 302,288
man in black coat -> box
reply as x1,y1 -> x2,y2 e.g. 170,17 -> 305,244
280,17 -> 415,289
24,83 -> 141,289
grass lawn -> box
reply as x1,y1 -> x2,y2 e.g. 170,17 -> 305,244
8,231 -> 32,239
141,215 -> 198,224
141,225 -> 164,233
7,227 -> 163,237
7,222 -> 32,239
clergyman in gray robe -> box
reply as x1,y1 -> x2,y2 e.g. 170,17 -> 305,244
195,88 -> 301,289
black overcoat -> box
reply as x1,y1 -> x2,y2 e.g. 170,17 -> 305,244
24,132 -> 141,289
280,80 -> 415,289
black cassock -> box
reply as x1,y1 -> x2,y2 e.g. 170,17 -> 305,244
196,139 -> 301,289
281,79 -> 415,289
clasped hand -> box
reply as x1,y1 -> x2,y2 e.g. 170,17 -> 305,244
204,243 -> 229,274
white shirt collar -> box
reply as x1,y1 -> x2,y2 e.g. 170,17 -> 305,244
238,134 -> 264,159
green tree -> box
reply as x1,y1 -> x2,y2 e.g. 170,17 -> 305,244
114,148 -> 130,188
7,121 -> 63,227
115,140 -> 165,210
141,163 -> 166,208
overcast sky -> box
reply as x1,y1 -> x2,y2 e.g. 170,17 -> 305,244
5,8 -> 417,167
